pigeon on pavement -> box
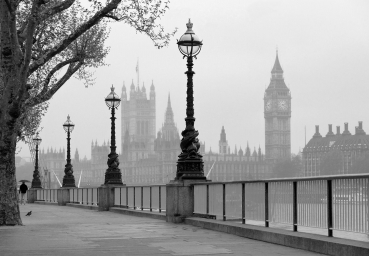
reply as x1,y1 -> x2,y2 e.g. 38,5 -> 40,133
25,211 -> 32,216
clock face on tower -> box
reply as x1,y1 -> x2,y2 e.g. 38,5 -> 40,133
278,99 -> 288,111
265,100 -> 272,111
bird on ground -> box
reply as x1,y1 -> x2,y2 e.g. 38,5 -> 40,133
25,211 -> 32,216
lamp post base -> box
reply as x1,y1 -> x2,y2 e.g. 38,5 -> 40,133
31,180 -> 42,189
176,159 -> 206,180
62,176 -> 76,188
104,168 -> 123,185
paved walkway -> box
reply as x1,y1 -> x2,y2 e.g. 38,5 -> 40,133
0,204 -> 327,256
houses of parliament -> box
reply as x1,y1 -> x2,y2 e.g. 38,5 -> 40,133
40,53 -> 292,187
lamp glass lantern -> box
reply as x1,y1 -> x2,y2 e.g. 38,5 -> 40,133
105,85 -> 121,109
33,132 -> 42,146
63,115 -> 75,133
177,19 -> 202,57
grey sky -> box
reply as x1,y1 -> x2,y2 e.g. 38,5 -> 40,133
18,0 -> 369,160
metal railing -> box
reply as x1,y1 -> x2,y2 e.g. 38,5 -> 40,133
36,189 -> 58,203
114,185 -> 166,212
193,174 -> 369,237
69,188 -> 99,205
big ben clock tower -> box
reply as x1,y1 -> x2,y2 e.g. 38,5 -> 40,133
264,52 -> 291,162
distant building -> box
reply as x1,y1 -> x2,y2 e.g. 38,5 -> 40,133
303,121 -> 369,176
203,127 -> 270,181
121,94 -> 181,184
264,52 -> 291,162
120,80 -> 156,161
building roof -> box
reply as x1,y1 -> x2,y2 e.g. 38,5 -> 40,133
304,122 -> 369,152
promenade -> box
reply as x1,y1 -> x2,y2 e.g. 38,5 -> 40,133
0,204 -> 326,256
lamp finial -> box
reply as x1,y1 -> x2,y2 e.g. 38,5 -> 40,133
186,18 -> 193,30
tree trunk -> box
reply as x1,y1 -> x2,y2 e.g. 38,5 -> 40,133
0,0 -> 23,226
0,127 -> 22,225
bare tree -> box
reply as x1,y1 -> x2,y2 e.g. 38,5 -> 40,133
0,0 -> 175,225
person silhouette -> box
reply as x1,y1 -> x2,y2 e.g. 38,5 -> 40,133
19,182 -> 28,205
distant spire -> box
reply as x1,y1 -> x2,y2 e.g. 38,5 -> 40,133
271,50 -> 283,73
122,81 -> 126,91
246,142 -> 251,157
220,126 -> 226,142
164,93 -> 174,124
252,147 -> 257,157
150,80 -> 155,90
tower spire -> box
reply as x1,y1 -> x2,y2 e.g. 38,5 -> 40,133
271,50 -> 283,73
164,93 -> 174,124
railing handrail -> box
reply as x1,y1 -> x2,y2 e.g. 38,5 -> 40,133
191,173 -> 369,185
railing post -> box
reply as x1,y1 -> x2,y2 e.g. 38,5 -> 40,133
223,183 -> 226,221
141,186 -> 143,211
119,188 -> 121,206
265,182 -> 269,227
91,188 -> 93,205
159,186 -> 162,213
293,181 -> 297,232
82,189 -> 84,204
126,187 -> 128,208
133,187 -> 136,210
242,183 -> 245,224
327,179 -> 333,237
206,184 -> 209,215
87,188 -> 89,205
150,186 -> 152,212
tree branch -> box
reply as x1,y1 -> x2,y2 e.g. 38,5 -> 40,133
3,0 -> 12,12
27,61 -> 83,107
20,0 -> 41,84
104,14 -> 123,21
28,0 -> 121,76
40,56 -> 81,94
39,0 -> 75,21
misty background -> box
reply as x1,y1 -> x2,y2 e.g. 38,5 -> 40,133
17,0 -> 369,161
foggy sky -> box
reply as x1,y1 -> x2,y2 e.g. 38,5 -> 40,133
17,0 -> 369,161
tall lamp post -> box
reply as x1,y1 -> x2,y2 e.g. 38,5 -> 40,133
104,85 -> 123,185
176,19 -> 206,180
31,132 -> 42,188
62,115 -> 76,187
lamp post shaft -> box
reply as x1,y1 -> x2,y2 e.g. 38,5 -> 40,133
67,131 -> 71,164
31,144 -> 42,188
185,56 -> 195,130
110,107 -> 116,154
104,106 -> 123,185
176,56 -> 206,180
62,130 -> 75,187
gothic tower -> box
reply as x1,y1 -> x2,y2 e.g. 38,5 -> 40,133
120,79 -> 156,161
219,126 -> 228,155
264,52 -> 291,161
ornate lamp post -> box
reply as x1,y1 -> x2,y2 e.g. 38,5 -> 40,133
31,132 -> 42,188
104,85 -> 123,185
62,115 -> 76,187
176,19 -> 206,180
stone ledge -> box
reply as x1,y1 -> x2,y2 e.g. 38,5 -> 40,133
109,207 -> 166,221
66,203 -> 99,211
184,217 -> 369,256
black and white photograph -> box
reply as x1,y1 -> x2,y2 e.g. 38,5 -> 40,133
0,1 -> 368,255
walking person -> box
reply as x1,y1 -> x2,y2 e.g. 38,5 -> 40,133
19,182 -> 28,205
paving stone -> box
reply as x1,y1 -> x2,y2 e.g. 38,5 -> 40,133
0,204 -> 326,256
